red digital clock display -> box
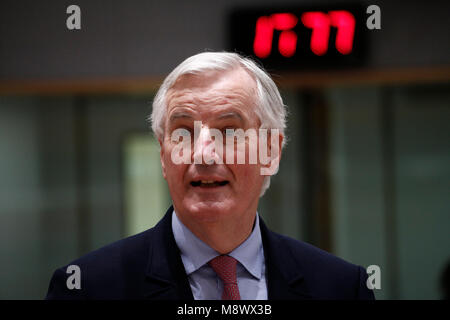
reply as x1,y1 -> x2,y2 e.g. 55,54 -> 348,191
229,4 -> 366,70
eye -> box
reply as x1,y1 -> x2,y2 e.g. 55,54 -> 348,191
171,128 -> 191,142
224,128 -> 236,136
179,128 -> 191,136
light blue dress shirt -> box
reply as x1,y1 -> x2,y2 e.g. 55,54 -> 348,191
172,210 -> 268,300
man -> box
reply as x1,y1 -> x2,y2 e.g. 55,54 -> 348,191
46,52 -> 374,300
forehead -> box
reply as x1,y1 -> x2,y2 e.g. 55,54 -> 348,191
166,67 -> 258,114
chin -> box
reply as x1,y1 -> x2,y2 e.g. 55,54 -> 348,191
183,199 -> 234,222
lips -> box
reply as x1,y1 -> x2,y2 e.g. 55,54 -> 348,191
190,180 -> 229,188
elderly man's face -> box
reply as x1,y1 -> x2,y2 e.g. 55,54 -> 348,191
160,67 -> 268,228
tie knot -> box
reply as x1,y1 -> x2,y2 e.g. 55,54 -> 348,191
208,255 -> 238,284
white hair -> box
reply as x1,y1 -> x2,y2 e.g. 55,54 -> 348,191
149,51 -> 287,196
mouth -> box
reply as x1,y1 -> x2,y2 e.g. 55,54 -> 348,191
190,180 -> 229,188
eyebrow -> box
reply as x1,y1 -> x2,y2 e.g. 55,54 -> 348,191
168,111 -> 244,123
168,111 -> 194,122
217,112 -> 244,122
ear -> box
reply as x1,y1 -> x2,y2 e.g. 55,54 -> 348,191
260,131 -> 283,176
159,138 -> 167,180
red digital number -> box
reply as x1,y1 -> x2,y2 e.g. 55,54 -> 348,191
253,13 -> 298,58
328,10 -> 355,55
253,10 -> 355,58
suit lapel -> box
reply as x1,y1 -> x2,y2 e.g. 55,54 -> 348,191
143,206 -> 194,300
259,217 -> 314,300
142,207 -> 312,300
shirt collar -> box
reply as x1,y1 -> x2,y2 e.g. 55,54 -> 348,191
172,210 -> 264,280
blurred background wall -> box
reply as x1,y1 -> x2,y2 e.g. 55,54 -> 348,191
0,0 -> 449,299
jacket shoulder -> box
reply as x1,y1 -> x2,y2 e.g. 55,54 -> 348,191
279,232 -> 357,271
45,228 -> 154,299
72,228 -> 153,268
268,231 -> 374,299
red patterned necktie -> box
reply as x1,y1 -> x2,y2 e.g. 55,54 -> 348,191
208,255 -> 241,300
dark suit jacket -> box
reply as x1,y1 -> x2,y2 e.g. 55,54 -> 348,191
46,206 -> 375,300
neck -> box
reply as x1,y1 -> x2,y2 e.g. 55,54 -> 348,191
177,209 -> 257,254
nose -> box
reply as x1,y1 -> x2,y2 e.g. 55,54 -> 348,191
193,123 -> 222,165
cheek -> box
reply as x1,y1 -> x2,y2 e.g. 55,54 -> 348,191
162,146 -> 186,180
229,163 -> 263,187
223,136 -> 259,165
